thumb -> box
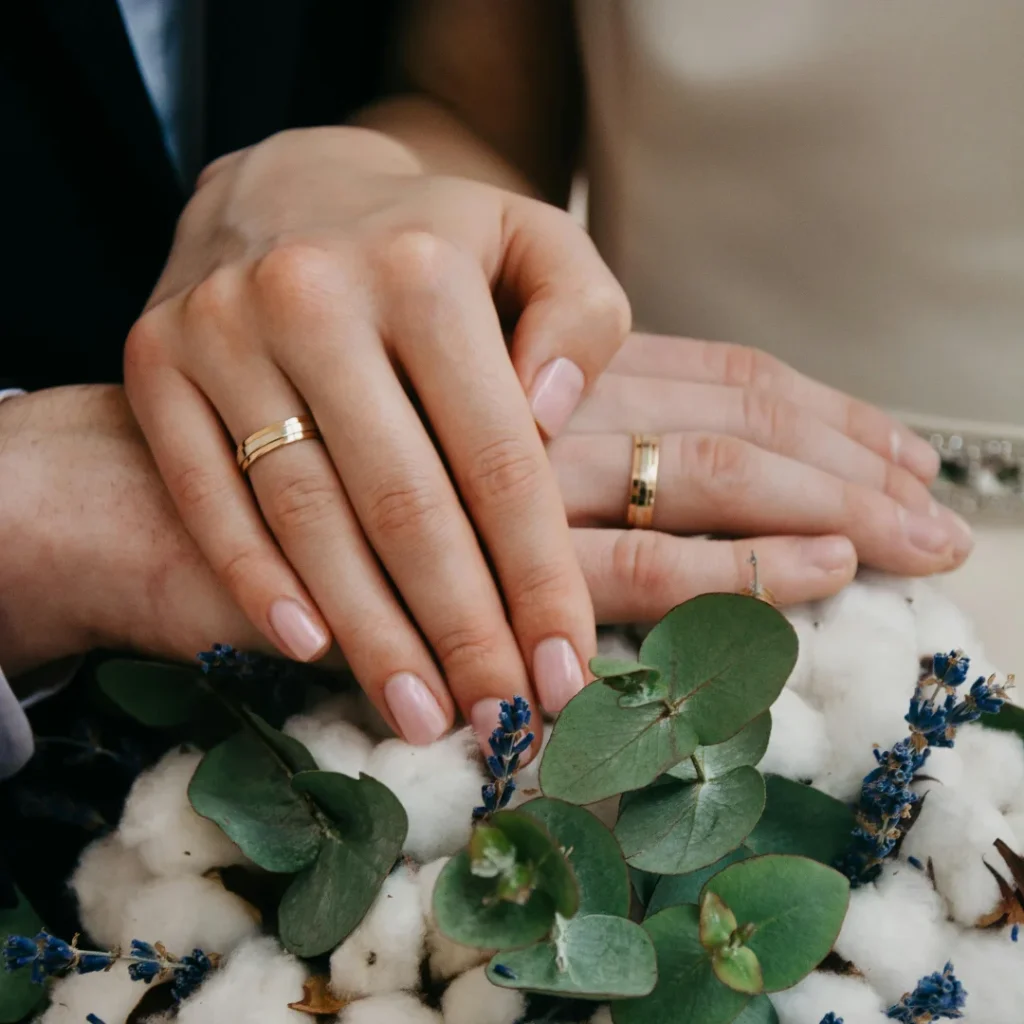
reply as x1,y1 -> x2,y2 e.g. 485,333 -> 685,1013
496,195 -> 631,439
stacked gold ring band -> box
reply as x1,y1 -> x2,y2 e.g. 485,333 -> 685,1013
237,415 -> 322,474
627,434 -> 660,529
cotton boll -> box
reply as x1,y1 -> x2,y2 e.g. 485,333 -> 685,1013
329,866 -> 425,997
954,724 -> 1024,812
339,993 -> 443,1024
946,927 -> 1024,1023
119,874 -> 259,955
417,858 -> 490,980
175,938 -> 308,1024
909,580 -> 981,661
781,605 -> 820,700
760,689 -> 830,781
770,969 -> 887,1024
36,969 -> 146,1024
901,785 -> 1018,926
834,865 -> 956,1004
916,747 -> 965,790
588,1008 -> 613,1024
367,730 -> 485,862
283,713 -> 374,778
306,692 -> 394,740
441,965 -> 525,1024
71,834 -> 153,947
118,748 -> 248,876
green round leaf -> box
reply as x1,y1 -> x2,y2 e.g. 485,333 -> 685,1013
188,730 -> 320,873
746,776 -> 856,866
616,767 -> 765,875
541,683 -> 699,805
432,851 -> 556,950
702,855 -> 850,992
97,659 -> 204,727
590,656 -> 670,708
640,595 -> 797,745
700,891 -> 738,949
486,914 -> 657,999
492,810 -> 580,919
733,994 -> 779,1023
520,797 -> 631,917
244,710 -> 318,774
669,714 -> 772,782
981,701 -> 1024,742
278,771 -> 408,956
630,867 -> 661,909
611,905 -> 750,1024
647,847 -> 752,918
713,945 -> 764,995
0,889 -> 46,1023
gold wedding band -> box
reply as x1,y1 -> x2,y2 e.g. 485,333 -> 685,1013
237,415 -> 322,474
627,434 -> 660,529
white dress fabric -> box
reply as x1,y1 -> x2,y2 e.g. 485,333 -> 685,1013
578,0 -> 1024,672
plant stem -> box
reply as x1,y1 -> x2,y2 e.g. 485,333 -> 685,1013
690,754 -> 705,783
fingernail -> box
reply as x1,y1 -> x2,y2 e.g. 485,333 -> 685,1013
529,358 -> 585,438
938,506 -> 974,558
471,698 -> 504,753
895,430 -> 940,480
268,598 -> 329,661
898,506 -> 953,555
800,535 -> 856,573
533,636 -> 585,714
384,672 -> 449,745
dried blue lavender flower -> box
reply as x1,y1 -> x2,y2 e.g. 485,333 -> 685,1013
473,696 -> 534,819
819,1015 -> 843,1024
86,1016 -> 106,1024
197,643 -> 256,677
885,961 -> 966,1021
171,949 -> 215,1002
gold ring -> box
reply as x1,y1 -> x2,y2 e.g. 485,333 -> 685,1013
627,434 -> 660,529
237,415 -> 321,474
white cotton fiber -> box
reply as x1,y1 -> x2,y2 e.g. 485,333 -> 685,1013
770,969 -> 887,1024
953,724 -> 1024,813
417,858 -> 489,981
588,1008 -> 614,1024
366,730 -> 485,862
782,605 -> 822,700
760,689 -> 831,781
283,713 -> 374,778
118,874 -> 259,955
175,937 -> 309,1024
946,927 -> 1024,1023
901,785 -> 1019,926
916,746 -> 965,789
908,580 -> 981,661
329,866 -> 425,998
36,968 -> 146,1024
71,833 -> 153,947
305,691 -> 394,740
834,865 -> 956,1005
441,964 -> 526,1024
118,748 -> 248,876
338,992 -> 442,1024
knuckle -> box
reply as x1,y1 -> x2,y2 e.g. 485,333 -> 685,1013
267,474 -> 340,533
171,462 -> 232,516
252,243 -> 337,314
579,279 -> 633,340
365,479 -> 448,540
373,230 -> 459,288
431,620 -> 505,674
511,560 -> 577,615
123,311 -> 168,383
467,437 -> 544,507
742,388 -> 797,449
182,268 -> 239,330
610,530 -> 675,599
685,433 -> 752,494
721,344 -> 779,390
215,545 -> 267,596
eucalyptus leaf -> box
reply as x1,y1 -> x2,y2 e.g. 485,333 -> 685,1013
611,905 -> 750,1024
491,810 -> 579,919
591,656 -> 669,708
486,914 -> 657,999
668,714 -> 772,782
616,766 -> 765,875
242,710 -> 318,774
97,659 -> 204,727
732,995 -> 779,1024
540,683 -> 699,805
703,855 -> 850,992
712,945 -> 764,995
520,797 -> 631,916
639,595 -> 797,745
647,847 -> 752,917
630,867 -> 661,909
188,730 -> 320,873
700,891 -> 738,949
278,771 -> 407,956
0,889 -> 46,1023
746,776 -> 856,866
981,701 -> 1024,742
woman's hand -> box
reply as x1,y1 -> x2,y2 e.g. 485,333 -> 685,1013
553,334 -> 971,618
124,127 -> 630,746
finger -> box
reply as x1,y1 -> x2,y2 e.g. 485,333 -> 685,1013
123,341 -> 332,665
498,195 -> 632,438
569,376 -> 935,513
550,432 -> 973,576
197,353 -> 457,745
609,333 -> 940,482
574,528 -> 858,622
367,233 -> 595,716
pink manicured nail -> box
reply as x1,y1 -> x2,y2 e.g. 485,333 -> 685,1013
799,536 -> 856,573
384,672 -> 449,745
893,429 -> 940,480
529,358 -> 585,438
533,636 -> 585,714
268,598 -> 329,661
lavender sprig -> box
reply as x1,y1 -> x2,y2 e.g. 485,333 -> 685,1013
885,961 -> 966,1021
473,696 -> 534,820
3,932 -> 217,1002
819,1015 -> 843,1024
